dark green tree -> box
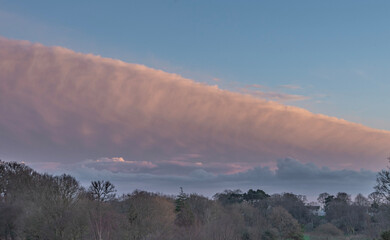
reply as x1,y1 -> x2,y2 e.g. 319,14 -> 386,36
243,189 -> 270,202
175,187 -> 188,212
213,189 -> 243,205
174,188 -> 195,227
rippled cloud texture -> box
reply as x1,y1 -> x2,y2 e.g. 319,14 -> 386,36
0,37 -> 389,196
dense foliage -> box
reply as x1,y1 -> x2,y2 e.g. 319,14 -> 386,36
1,160 -> 390,240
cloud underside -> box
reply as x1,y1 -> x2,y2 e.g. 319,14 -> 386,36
31,158 -> 376,198
1,37 -> 390,174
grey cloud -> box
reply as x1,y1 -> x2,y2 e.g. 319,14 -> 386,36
34,158 -> 378,200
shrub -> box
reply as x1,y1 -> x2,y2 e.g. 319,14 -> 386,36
313,223 -> 343,237
382,230 -> 390,240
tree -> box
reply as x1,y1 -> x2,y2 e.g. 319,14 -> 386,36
313,223 -> 343,237
324,194 -> 335,212
175,187 -> 187,213
34,174 -> 85,239
243,189 -> 270,203
88,180 -> 116,202
199,203 -> 246,240
213,189 -> 243,205
0,161 -> 38,202
324,192 -> 368,234
0,161 -> 39,239
267,206 -> 303,240
269,193 -> 310,224
0,203 -> 22,239
317,192 -> 330,207
174,188 -> 195,227
262,229 -> 278,240
120,190 -> 176,239
375,157 -> 390,201
335,192 -> 351,204
368,191 -> 382,209
88,180 -> 117,240
382,230 -> 390,240
354,193 -> 369,207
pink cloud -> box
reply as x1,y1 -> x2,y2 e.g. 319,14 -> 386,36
82,157 -> 157,173
1,37 -> 390,172
162,160 -> 203,168
95,157 -> 157,168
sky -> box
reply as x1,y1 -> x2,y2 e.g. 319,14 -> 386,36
1,1 -> 390,200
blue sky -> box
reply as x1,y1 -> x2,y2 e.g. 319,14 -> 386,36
1,0 -> 390,130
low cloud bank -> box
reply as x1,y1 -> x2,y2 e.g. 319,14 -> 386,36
28,158 -> 377,200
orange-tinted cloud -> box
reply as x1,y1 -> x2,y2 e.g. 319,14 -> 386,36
1,37 -> 389,171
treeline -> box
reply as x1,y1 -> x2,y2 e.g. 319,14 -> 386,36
1,160 -> 390,240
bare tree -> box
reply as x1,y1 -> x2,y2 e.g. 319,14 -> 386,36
88,180 -> 116,202
354,193 -> 370,207
368,191 -> 383,209
374,156 -> 390,201
88,180 -> 117,240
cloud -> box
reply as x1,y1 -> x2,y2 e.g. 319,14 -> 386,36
220,158 -> 377,196
75,155 -> 252,176
239,84 -> 308,102
33,158 -> 377,200
84,157 -> 157,173
1,37 -> 390,173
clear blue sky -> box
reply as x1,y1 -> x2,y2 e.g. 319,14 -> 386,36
1,0 -> 390,130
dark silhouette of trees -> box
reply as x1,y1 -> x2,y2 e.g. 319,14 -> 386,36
1,160 -> 390,239
243,189 -> 270,202
213,189 -> 244,205
213,188 -> 270,206
317,192 -> 330,207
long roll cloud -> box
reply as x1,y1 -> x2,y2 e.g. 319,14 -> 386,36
1,37 -> 389,173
